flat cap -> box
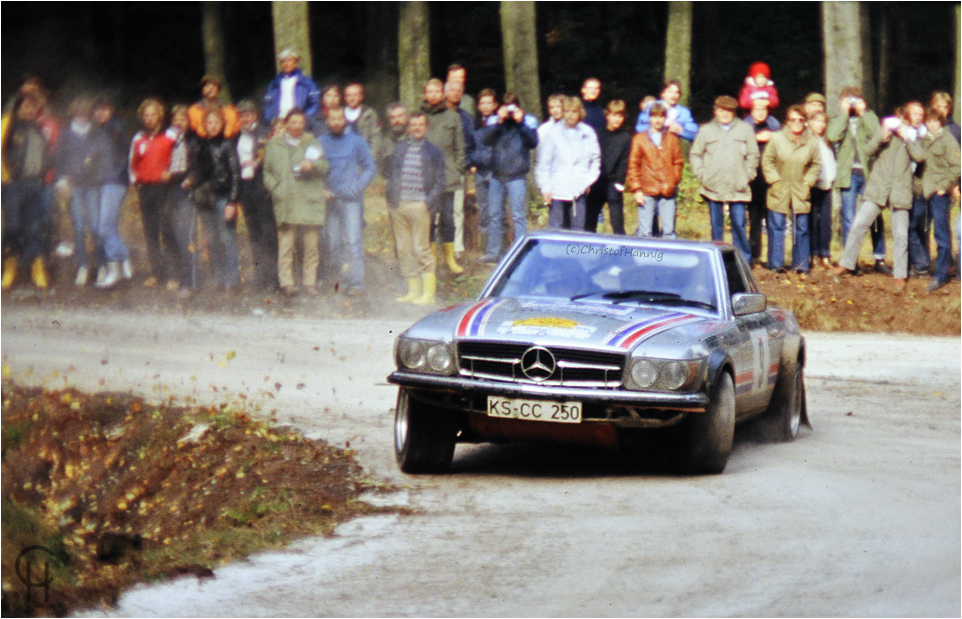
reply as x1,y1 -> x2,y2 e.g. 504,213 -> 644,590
714,95 -> 738,111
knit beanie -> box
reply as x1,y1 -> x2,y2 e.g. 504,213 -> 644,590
748,62 -> 771,79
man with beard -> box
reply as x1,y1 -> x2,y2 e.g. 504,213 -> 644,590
378,103 -> 410,177
320,107 -> 376,296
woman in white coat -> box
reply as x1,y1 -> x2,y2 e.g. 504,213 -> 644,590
535,96 -> 601,230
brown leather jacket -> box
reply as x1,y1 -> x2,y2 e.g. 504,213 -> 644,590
625,130 -> 684,197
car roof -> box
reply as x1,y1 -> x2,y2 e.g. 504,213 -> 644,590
522,230 -> 734,254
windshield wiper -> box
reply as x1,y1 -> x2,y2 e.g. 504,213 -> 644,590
593,290 -> 683,305
570,289 -> 677,302
653,298 -> 716,311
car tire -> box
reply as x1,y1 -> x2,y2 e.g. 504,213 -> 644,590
394,388 -> 456,474
762,362 -> 804,442
682,371 -> 735,474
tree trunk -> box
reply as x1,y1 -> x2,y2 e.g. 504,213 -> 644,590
858,2 -> 876,109
956,4 -> 961,124
202,1 -> 230,99
664,1 -> 693,106
500,1 -> 542,119
822,1 -> 873,109
272,1 -> 313,77
876,6 -> 890,114
398,1 -> 431,110
364,3 -> 399,112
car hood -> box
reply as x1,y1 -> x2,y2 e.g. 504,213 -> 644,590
410,297 -> 715,351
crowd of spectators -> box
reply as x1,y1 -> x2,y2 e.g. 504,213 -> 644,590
2,54 -> 960,301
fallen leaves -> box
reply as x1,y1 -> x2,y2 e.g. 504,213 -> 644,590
1,382 -> 384,617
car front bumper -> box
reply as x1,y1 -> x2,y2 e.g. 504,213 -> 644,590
388,370 -> 709,412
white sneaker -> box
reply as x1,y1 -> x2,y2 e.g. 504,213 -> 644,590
55,242 -> 74,258
121,259 -> 133,279
95,265 -> 107,287
97,262 -> 122,289
74,265 -> 89,287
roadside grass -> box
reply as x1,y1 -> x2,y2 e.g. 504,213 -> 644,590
1,382 -> 397,616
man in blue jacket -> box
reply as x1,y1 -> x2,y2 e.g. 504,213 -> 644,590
635,80 -> 699,142
480,93 -> 539,262
321,107 -> 375,296
263,49 -> 321,127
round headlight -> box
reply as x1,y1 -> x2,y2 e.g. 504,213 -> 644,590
662,361 -> 689,390
399,339 -> 426,369
426,344 -> 453,373
631,359 -> 657,389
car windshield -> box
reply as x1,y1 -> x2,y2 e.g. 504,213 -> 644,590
489,238 -> 718,312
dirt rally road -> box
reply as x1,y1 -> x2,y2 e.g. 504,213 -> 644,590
2,306 -> 960,617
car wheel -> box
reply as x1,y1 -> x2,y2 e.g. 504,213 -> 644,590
682,371 -> 735,474
394,388 -> 456,474
763,362 -> 804,442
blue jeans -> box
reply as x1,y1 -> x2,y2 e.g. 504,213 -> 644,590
486,177 -> 527,257
930,193 -> 952,283
98,183 -> 129,263
326,196 -> 365,290
708,200 -> 750,263
165,186 -> 197,288
840,170 -> 885,259
1,178 -> 48,264
636,196 -> 677,239
70,185 -> 100,268
767,210 -> 810,271
197,197 -> 239,288
549,196 -> 587,230
908,194 -> 931,271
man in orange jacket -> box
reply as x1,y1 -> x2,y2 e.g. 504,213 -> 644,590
626,103 -> 684,238
188,75 -> 240,138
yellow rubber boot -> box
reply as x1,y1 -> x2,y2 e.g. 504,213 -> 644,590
2,256 -> 17,290
30,257 -> 48,290
442,242 -> 463,275
396,277 -> 422,303
412,272 -> 437,306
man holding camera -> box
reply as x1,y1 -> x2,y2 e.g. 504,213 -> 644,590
827,87 -> 888,274
478,93 -> 539,262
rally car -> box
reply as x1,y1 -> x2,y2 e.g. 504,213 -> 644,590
388,231 -> 807,474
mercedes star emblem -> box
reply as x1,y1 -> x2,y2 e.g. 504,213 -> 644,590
520,346 -> 556,381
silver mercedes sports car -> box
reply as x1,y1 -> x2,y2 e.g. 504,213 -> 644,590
389,231 -> 807,474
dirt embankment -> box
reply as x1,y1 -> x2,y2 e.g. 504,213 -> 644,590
1,384 -> 394,616
752,266 -> 960,336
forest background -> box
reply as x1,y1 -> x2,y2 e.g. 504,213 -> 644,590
2,2 -> 959,125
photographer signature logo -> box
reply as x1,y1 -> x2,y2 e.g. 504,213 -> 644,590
565,243 -> 664,261
16,545 -> 55,605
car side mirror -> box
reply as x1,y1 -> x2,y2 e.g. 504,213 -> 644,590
731,292 -> 767,316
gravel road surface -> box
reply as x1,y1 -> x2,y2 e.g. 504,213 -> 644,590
2,307 -> 959,617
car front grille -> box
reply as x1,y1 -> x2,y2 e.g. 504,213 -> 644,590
458,341 -> 626,388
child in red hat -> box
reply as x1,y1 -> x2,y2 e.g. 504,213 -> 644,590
739,61 -> 780,112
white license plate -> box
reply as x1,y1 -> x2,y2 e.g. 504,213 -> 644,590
487,396 -> 582,424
